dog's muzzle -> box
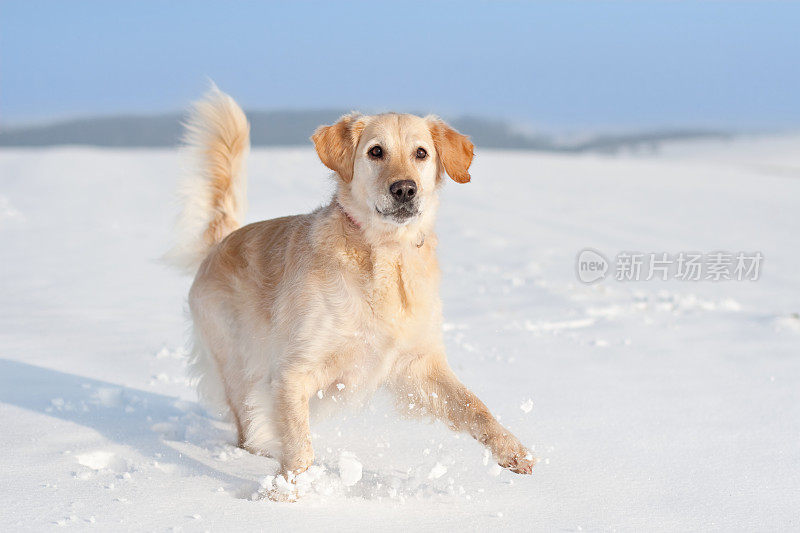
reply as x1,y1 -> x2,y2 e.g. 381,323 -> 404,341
376,203 -> 419,223
375,180 -> 420,224
376,180 -> 420,223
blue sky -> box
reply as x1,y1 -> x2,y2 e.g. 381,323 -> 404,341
2,1 -> 799,130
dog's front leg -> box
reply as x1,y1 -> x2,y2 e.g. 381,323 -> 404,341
391,354 -> 535,474
274,372 -> 315,478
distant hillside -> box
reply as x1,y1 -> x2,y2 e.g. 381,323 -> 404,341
0,111 -> 731,153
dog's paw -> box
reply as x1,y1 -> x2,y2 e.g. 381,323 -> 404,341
259,471 -> 301,503
490,436 -> 536,475
501,450 -> 536,475
266,486 -> 299,503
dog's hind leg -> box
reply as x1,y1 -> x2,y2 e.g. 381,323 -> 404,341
189,334 -> 248,445
188,299 -> 253,448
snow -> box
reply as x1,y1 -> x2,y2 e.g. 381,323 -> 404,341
0,137 -> 799,530
519,398 -> 534,413
427,462 -> 447,480
75,451 -> 127,472
338,452 -> 363,487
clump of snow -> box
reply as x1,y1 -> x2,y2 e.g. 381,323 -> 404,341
520,398 -> 534,413
338,451 -> 362,487
295,465 -> 328,495
427,462 -> 447,479
251,465 -> 332,501
271,474 -> 296,500
76,451 -> 128,473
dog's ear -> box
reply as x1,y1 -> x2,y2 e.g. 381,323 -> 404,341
427,116 -> 474,184
311,113 -> 365,183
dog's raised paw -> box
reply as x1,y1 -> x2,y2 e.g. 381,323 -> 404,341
503,452 -> 536,475
494,440 -> 536,475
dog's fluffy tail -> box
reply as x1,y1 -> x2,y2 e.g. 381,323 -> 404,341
165,86 -> 250,273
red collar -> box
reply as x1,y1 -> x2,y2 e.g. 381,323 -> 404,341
337,203 -> 362,230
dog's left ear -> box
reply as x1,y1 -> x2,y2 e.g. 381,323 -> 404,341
311,113 -> 365,183
427,116 -> 474,183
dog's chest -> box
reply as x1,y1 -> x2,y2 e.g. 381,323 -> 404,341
316,244 -> 443,396
364,245 -> 439,332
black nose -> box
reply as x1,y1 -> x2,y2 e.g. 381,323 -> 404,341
389,180 -> 417,203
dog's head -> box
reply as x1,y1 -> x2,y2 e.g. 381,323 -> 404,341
312,113 -> 473,235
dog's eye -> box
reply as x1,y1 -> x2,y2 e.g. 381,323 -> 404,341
368,145 -> 383,159
416,147 -> 427,160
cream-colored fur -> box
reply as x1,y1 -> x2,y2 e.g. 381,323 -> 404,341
168,88 -> 535,498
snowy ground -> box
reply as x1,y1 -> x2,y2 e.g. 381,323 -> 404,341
1,137 -> 798,531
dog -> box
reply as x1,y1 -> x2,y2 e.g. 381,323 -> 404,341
167,88 -> 535,498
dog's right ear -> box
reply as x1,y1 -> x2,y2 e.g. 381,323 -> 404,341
311,113 -> 365,183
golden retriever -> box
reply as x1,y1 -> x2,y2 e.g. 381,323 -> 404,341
167,88 -> 534,499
